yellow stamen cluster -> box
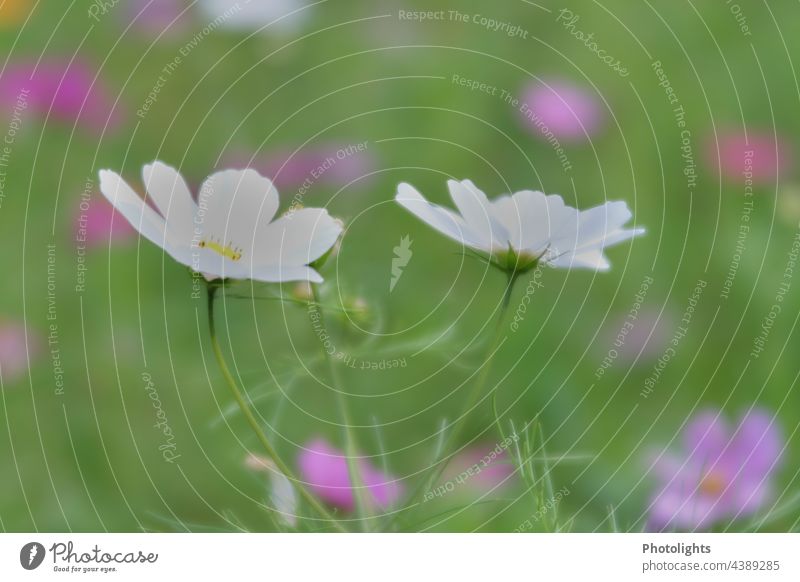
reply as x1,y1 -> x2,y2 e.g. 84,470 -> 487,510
699,471 -> 727,497
199,239 -> 243,261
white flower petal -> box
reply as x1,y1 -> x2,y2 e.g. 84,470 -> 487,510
395,182 -> 484,249
255,208 -> 342,267
199,0 -> 310,34
250,264 -> 324,283
549,247 -> 611,271
554,200 -> 634,252
245,454 -> 298,528
193,247 -> 325,283
491,190 -> 573,253
98,169 -> 176,255
268,469 -> 298,528
448,179 -> 508,249
196,168 -> 279,256
597,226 -> 646,248
192,246 -> 245,279
142,161 -> 197,243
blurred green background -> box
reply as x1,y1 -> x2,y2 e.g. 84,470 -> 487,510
1,0 -> 798,532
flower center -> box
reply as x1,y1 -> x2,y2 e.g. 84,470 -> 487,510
699,471 -> 727,497
198,238 -> 242,262
493,244 -> 550,275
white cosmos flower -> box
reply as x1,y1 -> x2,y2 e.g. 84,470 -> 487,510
198,0 -> 310,34
98,161 -> 342,283
396,180 -> 644,272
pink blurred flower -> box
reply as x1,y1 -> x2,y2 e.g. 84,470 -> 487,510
706,130 -> 791,184
74,194 -> 136,248
0,320 -> 40,384
0,58 -> 124,134
520,79 -> 604,141
224,143 -> 375,190
298,438 -> 402,511
443,443 -> 516,495
602,308 -> 671,364
647,408 -> 783,531
121,0 -> 189,37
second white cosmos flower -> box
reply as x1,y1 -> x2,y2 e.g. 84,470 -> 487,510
99,161 -> 342,283
396,179 -> 644,272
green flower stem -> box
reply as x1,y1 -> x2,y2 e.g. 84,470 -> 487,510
398,272 -> 519,522
309,285 -> 371,530
206,285 -> 346,532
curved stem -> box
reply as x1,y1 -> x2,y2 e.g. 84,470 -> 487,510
394,272 -> 519,525
309,286 -> 371,530
207,285 -> 346,532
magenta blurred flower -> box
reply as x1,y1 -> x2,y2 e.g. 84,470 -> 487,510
443,443 -> 515,495
520,79 -> 603,141
74,194 -> 136,248
648,409 -> 783,531
706,130 -> 791,184
121,0 -> 189,37
224,143 -> 374,190
298,438 -> 402,511
0,320 -> 39,384
0,58 -> 124,134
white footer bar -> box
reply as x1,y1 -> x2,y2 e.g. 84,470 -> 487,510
1,533 -> 797,581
